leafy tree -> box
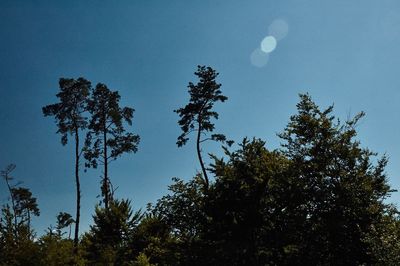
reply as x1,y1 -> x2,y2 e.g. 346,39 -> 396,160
153,175 -> 206,246
0,165 -> 41,265
363,206 -> 400,265
38,212 -> 85,265
131,214 -> 181,265
11,187 -> 40,235
56,212 -> 75,239
1,164 -> 39,239
82,199 -> 142,265
42,77 -> 91,250
155,94 -> 398,265
174,65 -> 230,190
206,138 -> 294,265
153,173 -> 242,265
38,232 -> 86,266
132,252 -> 156,266
0,205 -> 17,265
84,83 -> 140,209
277,94 -> 394,264
38,234 -> 76,266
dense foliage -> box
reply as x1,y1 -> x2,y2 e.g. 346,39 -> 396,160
1,70 -> 400,265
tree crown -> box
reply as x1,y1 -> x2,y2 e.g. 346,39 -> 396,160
84,83 -> 140,168
174,65 -> 228,147
42,77 -> 91,145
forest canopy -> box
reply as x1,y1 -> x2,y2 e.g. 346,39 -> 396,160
1,68 -> 399,265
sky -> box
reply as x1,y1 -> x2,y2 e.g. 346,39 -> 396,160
1,0 -> 400,235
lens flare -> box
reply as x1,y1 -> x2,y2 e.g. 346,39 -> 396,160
268,19 -> 289,40
250,48 -> 269,67
260,36 -> 277,53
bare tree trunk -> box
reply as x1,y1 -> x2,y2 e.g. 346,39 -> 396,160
74,128 -> 81,254
27,211 -> 31,238
196,121 -> 209,191
4,172 -> 18,238
103,125 -> 109,209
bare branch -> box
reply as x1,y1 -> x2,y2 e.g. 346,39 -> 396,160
199,138 -> 211,143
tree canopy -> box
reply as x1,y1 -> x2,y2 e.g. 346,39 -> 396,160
84,83 -> 140,209
2,74 -> 400,265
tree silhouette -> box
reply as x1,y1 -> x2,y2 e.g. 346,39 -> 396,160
277,94 -> 394,264
174,65 -> 230,190
0,164 -> 41,265
42,77 -> 91,251
1,164 -> 18,238
0,165 -> 38,238
83,199 -> 142,264
154,94 -> 399,265
84,83 -> 140,209
56,212 -> 75,239
12,187 -> 40,235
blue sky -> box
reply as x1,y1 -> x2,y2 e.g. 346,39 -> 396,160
1,0 -> 400,235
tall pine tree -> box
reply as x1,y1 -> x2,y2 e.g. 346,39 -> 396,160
84,83 -> 140,209
174,66 -> 230,191
43,77 -> 91,251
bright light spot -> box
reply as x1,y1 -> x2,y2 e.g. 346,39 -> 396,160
250,48 -> 269,67
268,19 -> 289,40
260,36 -> 277,53
250,19 -> 288,67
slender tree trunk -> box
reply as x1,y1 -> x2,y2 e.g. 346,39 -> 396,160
5,176 -> 18,238
27,211 -> 31,237
74,128 -> 81,253
196,121 -> 209,190
103,125 -> 109,209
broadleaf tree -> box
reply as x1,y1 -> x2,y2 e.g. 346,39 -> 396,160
84,83 -> 140,209
42,77 -> 91,251
174,65 -> 230,190
277,93 -> 394,264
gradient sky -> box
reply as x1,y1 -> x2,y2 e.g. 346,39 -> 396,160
1,0 -> 400,235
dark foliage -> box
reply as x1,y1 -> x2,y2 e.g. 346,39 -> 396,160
175,65 -> 230,190
82,199 -> 142,265
0,165 -> 41,266
84,83 -> 140,209
3,72 -> 400,265
152,94 -> 399,265
42,77 -> 91,250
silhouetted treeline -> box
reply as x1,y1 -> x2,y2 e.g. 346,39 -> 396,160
1,67 -> 400,265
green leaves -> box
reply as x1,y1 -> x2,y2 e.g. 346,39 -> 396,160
0,164 -> 41,265
276,94 -> 394,264
84,199 -> 143,264
30,72 -> 400,264
151,94 -> 397,265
